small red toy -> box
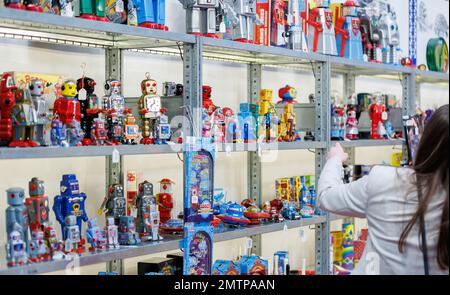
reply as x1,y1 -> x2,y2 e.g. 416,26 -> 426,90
368,95 -> 387,140
0,73 -> 17,146
202,86 -> 216,115
157,178 -> 175,224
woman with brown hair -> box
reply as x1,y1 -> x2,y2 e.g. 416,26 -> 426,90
318,104 -> 449,275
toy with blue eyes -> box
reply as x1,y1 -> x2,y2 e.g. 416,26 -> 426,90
53,174 -> 89,240
6,188 -> 29,247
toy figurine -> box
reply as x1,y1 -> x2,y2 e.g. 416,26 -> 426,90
28,229 -> 48,263
90,116 -> 109,145
271,0 -> 288,47
98,184 -> 126,225
132,0 -> 168,30
104,217 -> 120,249
163,82 -> 183,97
335,1 -> 363,60
123,110 -> 139,144
258,89 -> 279,142
238,103 -> 258,143
282,201 -> 300,220
0,73 -> 17,146
278,85 -> 298,104
378,5 -> 401,65
136,181 -> 162,241
53,79 -> 83,146
103,79 -> 125,117
202,85 -> 217,116
241,199 -> 270,225
178,0 -> 220,37
287,0 -> 308,51
26,177 -> 49,232
29,79 -> 51,146
223,107 -> 239,143
24,0 -> 43,11
9,87 -> 39,147
64,215 -> 83,254
118,216 -> 141,245
384,121 -> 396,139
301,0 -> 337,55
278,103 -> 297,142
106,109 -> 123,144
43,226 -> 65,260
6,226 -> 28,267
77,76 -> 102,146
155,108 -> 171,144
157,178 -> 175,224
222,0 -> 262,43
359,10 -> 382,63
53,174 -> 89,240
263,199 -> 284,222
217,202 -> 250,227
4,0 -> 26,10
76,0 -> 109,22
368,94 -> 387,140
202,109 -> 213,138
50,115 -> 69,147
139,74 -> 161,145
86,218 -> 107,251
6,188 -> 29,247
345,106 -> 358,140
126,171 -> 138,216
212,107 -> 226,143
331,96 -> 347,140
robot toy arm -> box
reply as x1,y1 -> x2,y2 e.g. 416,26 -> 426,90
97,194 -> 110,216
81,193 -> 89,222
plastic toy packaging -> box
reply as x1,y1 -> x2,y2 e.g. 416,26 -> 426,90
273,251 -> 290,275
238,255 -> 268,275
213,260 -> 240,275
183,222 -> 214,275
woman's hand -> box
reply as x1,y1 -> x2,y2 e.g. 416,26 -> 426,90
327,142 -> 349,164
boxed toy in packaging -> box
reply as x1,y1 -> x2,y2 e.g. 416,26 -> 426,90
238,255 -> 268,275
137,257 -> 176,275
183,223 -> 214,275
213,260 -> 240,275
255,0 -> 271,46
330,230 -> 343,264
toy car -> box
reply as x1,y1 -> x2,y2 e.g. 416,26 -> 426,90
217,203 -> 250,227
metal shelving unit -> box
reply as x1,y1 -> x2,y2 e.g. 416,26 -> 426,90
0,8 -> 448,275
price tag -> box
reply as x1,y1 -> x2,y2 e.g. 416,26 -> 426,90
112,148 -> 120,163
116,0 -> 124,13
219,22 -> 226,33
245,238 -> 253,250
283,223 -> 288,232
77,88 -> 87,101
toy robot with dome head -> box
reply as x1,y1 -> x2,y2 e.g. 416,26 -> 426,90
26,177 -> 50,232
29,78 -> 51,146
98,184 -> 126,225
136,181 -> 163,241
359,10 -> 382,63
221,0 -> 262,43
6,187 -> 29,247
86,218 -> 107,251
378,4 -> 401,65
53,174 -> 89,240
179,0 -> 220,38
103,79 -> 125,116
139,73 -> 161,145
6,225 -> 28,267
157,178 -> 175,224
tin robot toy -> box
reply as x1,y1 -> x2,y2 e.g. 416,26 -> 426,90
368,94 -> 387,140
5,226 -> 28,267
132,0 -> 168,30
345,105 -> 359,140
28,229 -> 49,263
278,103 -> 297,142
278,85 -> 298,104
301,0 -> 337,55
53,174 -> 89,240
223,107 -> 239,143
77,76 -> 102,146
331,104 -> 347,140
9,86 -> 39,147
63,215 -> 83,254
237,103 -> 258,143
26,177 -> 49,232
53,79 -> 83,146
136,181 -> 163,241
43,226 -> 65,260
335,1 -> 363,60
123,110 -> 140,145
155,107 -> 171,144
98,184 -> 126,225
126,170 -> 138,216
50,115 -> 69,147
222,0 -> 262,43
202,85 -> 217,116
157,178 -> 175,224
359,10 -> 382,63
258,89 -> 279,142
178,0 -> 220,38
212,107 -> 226,143
106,109 -> 124,145
287,0 -> 308,52
90,115 -> 109,146
29,79 -> 51,146
76,0 -> 109,22
6,188 -> 29,247
0,73 -> 17,147
86,218 -> 107,251
139,74 -> 161,145
118,216 -> 141,245
104,217 -> 120,249
103,79 -> 125,119
378,5 -> 401,65
271,0 -> 288,47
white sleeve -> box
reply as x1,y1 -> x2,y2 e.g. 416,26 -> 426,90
317,156 -> 370,218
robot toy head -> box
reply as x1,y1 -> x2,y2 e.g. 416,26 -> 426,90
60,174 -> 80,196
108,184 -> 124,199
0,73 -> 17,93
343,1 -> 359,17
7,188 -> 25,206
65,215 -> 77,226
77,77 -> 97,94
104,80 -> 122,96
29,177 -> 45,197
278,85 -> 297,102
260,89 -> 273,102
9,229 -> 23,243
141,78 -> 157,96
138,181 -> 154,196
222,107 -> 234,117
159,178 -> 175,194
379,7 -> 400,46
44,226 -> 57,240
61,79 -> 78,98
202,86 -> 212,100
29,79 -> 45,97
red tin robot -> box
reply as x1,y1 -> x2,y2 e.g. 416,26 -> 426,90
0,73 -> 17,146
368,94 -> 387,140
202,86 -> 217,116
157,178 -> 175,224
26,177 -> 49,232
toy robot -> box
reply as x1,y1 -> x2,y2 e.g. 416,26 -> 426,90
5,226 -> 28,267
368,94 -> 387,139
346,106 -> 359,140
76,0 -> 109,21
118,216 -> 141,245
104,217 -> 120,249
136,181 -> 163,241
301,0 -> 337,55
90,116 -> 109,145
106,109 -> 124,145
212,107 -> 226,143
335,1 -> 363,60
98,184 -> 126,225
278,103 -> 297,142
331,105 -> 347,140
222,0 -> 261,43
258,89 -> 279,142
0,73 -> 17,146
126,170 -> 138,216
287,0 -> 308,51
202,85 -> 217,115
223,107 -> 239,143
163,82 -> 183,97
53,174 -> 89,240
139,74 -> 161,145
50,115 -> 69,147
6,188 -> 29,247
9,87 -> 39,147
237,103 -> 258,143
86,218 -> 107,251
63,215 -> 82,253
43,226 -> 65,260
157,178 -> 175,224
155,108 -> 171,144
77,77 -> 102,146
378,5 -> 401,65
103,79 -> 125,117
123,110 -> 139,145
29,79 -> 51,146
359,11 -> 382,63
28,229 -> 49,263
264,199 -> 284,223
26,177 -> 49,232
271,0 -> 288,47
53,79 -> 83,146
281,201 -> 300,220
179,0 -> 220,37
278,85 -> 298,104
132,0 -> 168,30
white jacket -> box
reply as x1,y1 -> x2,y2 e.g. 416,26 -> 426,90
318,156 -> 448,275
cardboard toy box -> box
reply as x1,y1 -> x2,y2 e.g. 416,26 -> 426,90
255,0 -> 271,46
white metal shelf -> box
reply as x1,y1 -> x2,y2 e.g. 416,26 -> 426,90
332,139 -> 404,148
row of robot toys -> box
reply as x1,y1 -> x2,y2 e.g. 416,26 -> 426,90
0,72 -> 173,148
3,0 -> 169,31
4,174 -> 176,267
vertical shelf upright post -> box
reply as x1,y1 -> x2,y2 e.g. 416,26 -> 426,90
248,63 -> 262,256
402,72 -> 417,162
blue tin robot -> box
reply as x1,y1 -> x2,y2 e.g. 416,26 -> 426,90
133,0 -> 167,30
53,175 -> 89,240
118,216 -> 141,245
238,103 -> 259,143
335,1 -> 363,61
6,188 -> 29,247
50,115 -> 68,147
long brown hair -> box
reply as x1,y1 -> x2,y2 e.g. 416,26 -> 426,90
399,104 -> 449,270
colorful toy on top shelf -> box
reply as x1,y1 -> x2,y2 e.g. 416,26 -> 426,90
6,188 -> 29,247
237,103 -> 258,143
59,0 -> 75,16
270,0 -> 287,47
241,198 -> 270,224
278,103 -> 297,142
0,73 -> 17,146
29,78 -> 51,146
136,181 -> 163,241
278,85 -> 298,104
213,260 -> 240,275
258,89 -> 279,142
86,218 -> 107,251
28,229 -> 49,263
221,0 -> 262,43
238,255 -> 268,275
359,10 -> 382,63
217,202 -> 251,226
63,215 -> 83,253
334,1 -> 363,60
139,73 -> 161,144
104,217 -> 120,249
179,0 -> 220,38
6,225 -> 28,267
426,37 -> 449,73
98,184 -> 126,225
4,0 -> 25,10
378,5 -> 401,65
368,93 -> 387,140
123,109 -> 140,144
26,177 -> 49,232
53,174 -> 89,240
183,223 -> 214,275
301,0 -> 337,55
53,79 -> 83,146
157,178 -> 175,224
287,0 -> 308,52
118,216 -> 141,245
76,0 -> 109,21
